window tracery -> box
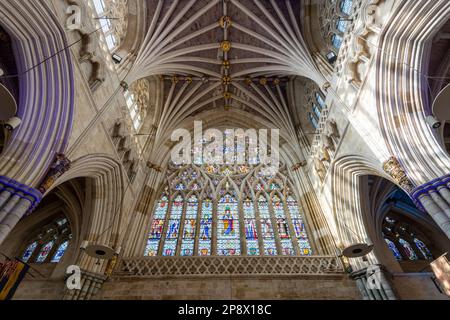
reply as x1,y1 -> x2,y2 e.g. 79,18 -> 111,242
144,163 -> 313,257
20,217 -> 71,264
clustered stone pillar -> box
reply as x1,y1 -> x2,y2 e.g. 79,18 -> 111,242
0,177 -> 42,245
412,174 -> 450,239
350,265 -> 397,300
63,270 -> 107,300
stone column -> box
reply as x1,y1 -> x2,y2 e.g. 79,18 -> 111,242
350,265 -> 397,300
63,270 -> 107,300
0,177 -> 42,246
412,174 -> 450,239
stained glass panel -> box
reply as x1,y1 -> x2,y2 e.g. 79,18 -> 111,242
51,241 -> 69,263
144,239 -> 160,256
181,195 -> 198,256
399,238 -> 418,260
22,241 -> 38,263
413,238 -> 433,260
385,238 -> 402,261
217,194 -> 240,256
163,195 -> 183,255
258,196 -> 277,255
287,196 -> 312,255
198,199 -> 213,256
162,239 -> 177,256
36,241 -> 55,263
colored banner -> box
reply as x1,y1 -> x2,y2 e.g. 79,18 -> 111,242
0,259 -> 29,300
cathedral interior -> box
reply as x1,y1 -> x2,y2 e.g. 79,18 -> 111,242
0,0 -> 450,301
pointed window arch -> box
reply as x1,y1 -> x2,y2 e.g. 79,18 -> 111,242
144,163 -> 313,257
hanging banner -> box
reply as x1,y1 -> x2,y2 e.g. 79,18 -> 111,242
0,259 -> 29,300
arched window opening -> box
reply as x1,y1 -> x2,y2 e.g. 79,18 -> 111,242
144,163 -> 313,257
382,214 -> 434,264
20,217 -> 71,264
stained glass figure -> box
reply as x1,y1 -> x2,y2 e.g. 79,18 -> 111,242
243,198 -> 259,255
384,238 -> 402,261
217,194 -> 240,256
181,195 -> 198,256
413,238 -> 433,260
399,238 -> 418,260
162,195 -> 183,255
273,195 -> 294,255
51,241 -> 69,263
198,199 -> 213,256
258,196 -> 277,255
287,196 -> 312,255
22,241 -> 38,262
36,241 -> 55,263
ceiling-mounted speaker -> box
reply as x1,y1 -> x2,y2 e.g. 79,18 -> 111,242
0,83 -> 17,121
342,242 -> 374,258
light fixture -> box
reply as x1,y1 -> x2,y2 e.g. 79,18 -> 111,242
425,115 -> 441,129
112,53 -> 123,64
342,239 -> 374,258
0,83 -> 17,121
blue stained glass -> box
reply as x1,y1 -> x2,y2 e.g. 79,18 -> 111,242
245,219 -> 258,240
198,200 -> 212,256
145,239 -> 160,256
332,34 -> 343,49
413,238 -> 433,260
247,239 -> 259,255
309,113 -> 318,129
340,0 -> 353,15
22,242 -> 38,263
181,239 -> 195,256
313,104 -> 321,119
217,194 -> 240,256
181,196 -> 198,256
336,19 -> 347,33
154,196 -> 169,219
399,238 -> 418,260
36,241 -> 55,263
287,196 -> 312,255
280,239 -> 295,255
263,239 -> 277,256
162,239 -> 177,256
315,92 -> 326,109
51,241 -> 69,263
385,238 -> 402,261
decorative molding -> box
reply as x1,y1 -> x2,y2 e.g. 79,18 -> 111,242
115,256 -> 344,278
382,157 -> 415,193
0,176 -> 42,211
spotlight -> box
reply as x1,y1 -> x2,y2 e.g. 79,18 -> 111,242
326,51 -> 337,64
112,53 -> 123,64
4,117 -> 21,130
425,115 -> 441,129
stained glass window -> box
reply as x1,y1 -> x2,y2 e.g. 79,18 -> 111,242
287,196 -> 312,255
413,238 -> 433,260
162,195 -> 183,256
258,196 -> 277,255
332,34 -> 343,49
145,196 -> 169,256
22,241 -> 38,263
336,19 -> 347,33
398,238 -> 418,261
217,194 -> 241,256
199,199 -> 213,256
243,198 -> 259,255
340,0 -> 353,15
51,241 -> 69,263
36,241 -> 55,263
145,164 -> 313,258
313,104 -> 321,119
309,112 -> 318,129
315,92 -> 326,109
181,195 -> 198,256
273,195 -> 294,255
384,238 -> 402,261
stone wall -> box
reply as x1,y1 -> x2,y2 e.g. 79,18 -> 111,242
13,279 -> 65,300
97,276 -> 360,300
391,273 -> 449,300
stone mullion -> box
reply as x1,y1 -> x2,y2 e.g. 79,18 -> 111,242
158,200 -> 173,255
283,199 -> 301,256
269,196 -> 283,255
254,200 -> 265,255
193,200 -> 203,256
212,200 -> 218,256
175,201 -> 188,256
45,238 -> 63,263
238,198 -> 247,255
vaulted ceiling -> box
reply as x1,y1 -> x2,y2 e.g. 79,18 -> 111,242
126,0 -> 327,164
